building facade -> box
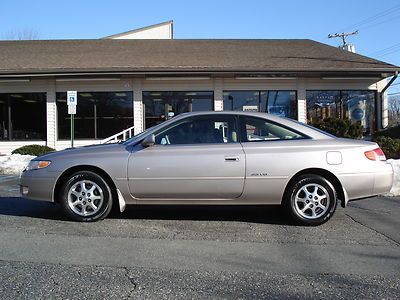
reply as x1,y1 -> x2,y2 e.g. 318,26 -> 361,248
0,24 -> 398,154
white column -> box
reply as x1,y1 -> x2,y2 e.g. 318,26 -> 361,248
133,79 -> 144,134
376,78 -> 389,129
296,78 -> 307,123
46,79 -> 57,149
213,78 -> 224,111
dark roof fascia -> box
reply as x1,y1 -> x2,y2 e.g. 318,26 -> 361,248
0,69 -> 398,78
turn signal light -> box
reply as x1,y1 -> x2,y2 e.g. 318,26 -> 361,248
364,148 -> 386,161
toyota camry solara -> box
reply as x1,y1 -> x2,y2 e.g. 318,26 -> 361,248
20,111 -> 393,225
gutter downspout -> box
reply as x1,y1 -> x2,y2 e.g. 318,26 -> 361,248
380,71 -> 398,129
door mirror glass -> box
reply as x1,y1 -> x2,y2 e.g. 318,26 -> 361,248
141,134 -> 155,147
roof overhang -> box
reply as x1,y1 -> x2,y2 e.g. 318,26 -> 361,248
0,69 -> 398,81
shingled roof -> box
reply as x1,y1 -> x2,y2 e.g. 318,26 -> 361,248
0,39 -> 398,76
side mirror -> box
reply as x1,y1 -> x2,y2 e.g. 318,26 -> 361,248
141,134 -> 155,147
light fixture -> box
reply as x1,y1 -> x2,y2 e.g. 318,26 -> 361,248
321,77 -> 382,80
55,78 -> 121,82
235,76 -> 296,80
145,76 -> 211,81
0,79 -> 30,83
79,93 -> 93,97
10,94 -> 24,98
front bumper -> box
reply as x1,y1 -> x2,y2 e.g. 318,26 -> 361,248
20,170 -> 58,202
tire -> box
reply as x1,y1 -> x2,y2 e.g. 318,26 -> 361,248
60,171 -> 113,222
284,174 -> 337,226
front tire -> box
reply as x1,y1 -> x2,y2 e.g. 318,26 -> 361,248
60,171 -> 113,222
284,174 -> 337,226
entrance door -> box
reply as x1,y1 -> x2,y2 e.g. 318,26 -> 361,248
128,114 -> 245,200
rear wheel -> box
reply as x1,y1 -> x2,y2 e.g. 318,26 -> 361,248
284,174 -> 337,226
60,171 -> 113,222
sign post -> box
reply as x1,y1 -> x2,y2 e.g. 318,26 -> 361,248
67,91 -> 77,148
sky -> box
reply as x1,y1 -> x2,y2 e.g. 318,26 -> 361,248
1,0 -> 400,93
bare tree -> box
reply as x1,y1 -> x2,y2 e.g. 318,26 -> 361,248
1,29 -> 39,40
388,95 -> 400,126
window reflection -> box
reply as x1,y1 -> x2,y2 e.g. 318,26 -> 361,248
56,92 -> 133,139
223,90 -> 297,119
306,90 -> 376,134
0,93 -> 46,140
143,91 -> 214,129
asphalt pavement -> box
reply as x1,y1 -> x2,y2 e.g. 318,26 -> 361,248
0,175 -> 399,299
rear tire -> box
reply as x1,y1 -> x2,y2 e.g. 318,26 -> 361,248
284,174 -> 337,226
60,171 -> 113,222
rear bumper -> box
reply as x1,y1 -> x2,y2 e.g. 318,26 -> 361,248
373,162 -> 394,195
338,162 -> 393,202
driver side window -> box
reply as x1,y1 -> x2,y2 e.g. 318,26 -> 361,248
155,116 -> 238,145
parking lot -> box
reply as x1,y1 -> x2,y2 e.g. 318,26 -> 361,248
0,175 -> 399,299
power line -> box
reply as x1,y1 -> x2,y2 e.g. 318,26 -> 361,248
388,92 -> 400,96
338,4 -> 400,32
370,42 -> 400,56
376,48 -> 400,58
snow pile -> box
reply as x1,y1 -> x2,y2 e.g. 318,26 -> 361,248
0,154 -> 35,175
385,159 -> 400,197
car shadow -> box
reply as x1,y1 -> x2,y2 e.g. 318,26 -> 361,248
0,196 -> 66,221
0,196 -> 294,225
113,204 -> 293,225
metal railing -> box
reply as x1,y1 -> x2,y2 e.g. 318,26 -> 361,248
100,126 -> 134,144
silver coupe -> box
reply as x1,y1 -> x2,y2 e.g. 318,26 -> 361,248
20,111 -> 393,225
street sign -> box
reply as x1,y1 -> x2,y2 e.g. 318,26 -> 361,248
68,105 -> 76,115
67,91 -> 77,148
67,91 -> 77,106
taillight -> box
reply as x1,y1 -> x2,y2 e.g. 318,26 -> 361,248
364,148 -> 386,161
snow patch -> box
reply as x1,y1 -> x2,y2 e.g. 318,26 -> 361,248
385,159 -> 400,197
0,154 -> 35,175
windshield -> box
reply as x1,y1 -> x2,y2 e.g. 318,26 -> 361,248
122,119 -> 175,145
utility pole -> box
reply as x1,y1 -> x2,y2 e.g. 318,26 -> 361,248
328,30 -> 358,53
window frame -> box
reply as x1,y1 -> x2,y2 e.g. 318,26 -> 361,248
56,91 -> 134,140
222,90 -> 298,120
153,114 -> 240,146
238,115 -> 309,143
0,93 -> 47,141
305,89 -> 378,134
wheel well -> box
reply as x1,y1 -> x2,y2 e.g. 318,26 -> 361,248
53,165 -> 118,205
283,168 -> 345,206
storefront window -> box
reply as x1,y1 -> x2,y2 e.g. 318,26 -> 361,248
341,91 -> 376,134
223,90 -> 297,119
306,91 -> 341,124
306,90 -> 376,134
223,91 -> 259,111
261,91 -> 297,119
142,91 -> 214,129
0,93 -> 46,140
56,92 -> 133,139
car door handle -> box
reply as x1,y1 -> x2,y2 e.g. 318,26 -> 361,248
224,156 -> 240,162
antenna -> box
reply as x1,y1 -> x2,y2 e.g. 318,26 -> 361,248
328,30 -> 359,47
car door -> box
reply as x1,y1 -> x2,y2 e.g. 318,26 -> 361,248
239,115 -> 308,204
128,114 -> 245,200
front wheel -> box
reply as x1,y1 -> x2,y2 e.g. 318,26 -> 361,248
284,175 -> 338,226
60,171 -> 113,222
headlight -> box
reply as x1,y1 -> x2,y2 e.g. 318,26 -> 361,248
25,160 -> 51,171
